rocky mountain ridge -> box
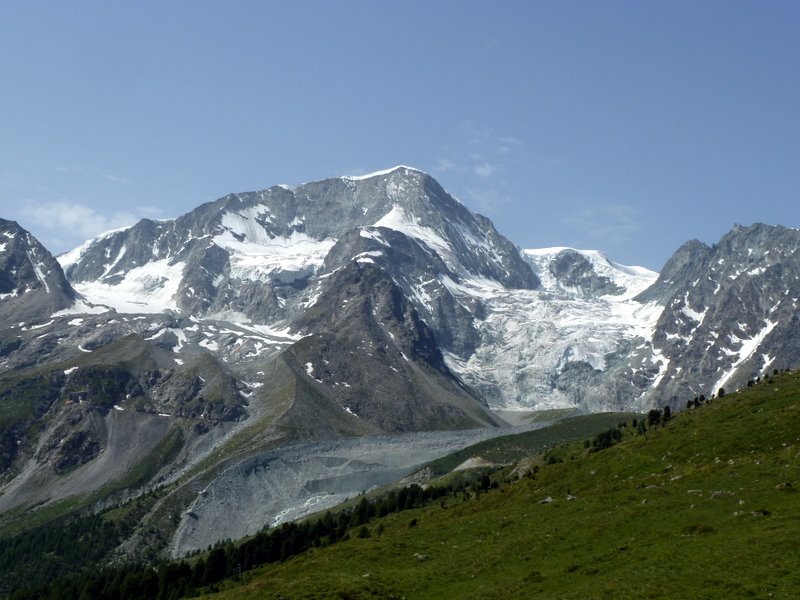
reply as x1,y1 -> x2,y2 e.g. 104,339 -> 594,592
2,166 -> 799,560
4,170 -> 799,417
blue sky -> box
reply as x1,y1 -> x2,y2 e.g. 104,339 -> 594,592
1,1 -> 798,270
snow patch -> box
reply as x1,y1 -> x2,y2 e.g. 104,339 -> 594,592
215,227 -> 334,283
25,249 -> 50,293
444,258 -> 665,411
374,205 -> 459,271
199,338 -> 219,352
523,247 -> 657,298
57,225 -> 135,272
52,298 -> 110,317
71,259 -> 185,314
340,165 -> 423,181
359,228 -> 390,246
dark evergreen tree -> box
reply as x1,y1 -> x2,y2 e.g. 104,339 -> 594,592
204,547 -> 228,585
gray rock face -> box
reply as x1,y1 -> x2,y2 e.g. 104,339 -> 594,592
549,249 -> 625,297
0,219 -> 77,327
171,427 -> 513,557
0,332 -> 248,479
289,260 -> 503,432
635,223 -> 800,406
6,174 -> 800,421
320,226 -> 482,356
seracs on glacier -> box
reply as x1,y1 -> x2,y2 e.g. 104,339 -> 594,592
441,248 -> 661,412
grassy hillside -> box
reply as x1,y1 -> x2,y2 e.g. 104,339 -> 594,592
203,371 -> 800,599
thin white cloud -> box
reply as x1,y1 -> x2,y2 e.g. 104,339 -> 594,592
496,136 -> 524,156
104,173 -> 132,184
431,123 -> 548,221
0,171 -> 50,194
497,135 -> 523,147
54,165 -> 132,185
436,124 -> 528,184
464,186 -> 511,215
139,205 -> 166,218
19,200 -> 152,249
54,165 -> 83,174
432,158 -> 459,174
474,163 -> 497,179
561,202 -> 644,245
22,200 -> 137,237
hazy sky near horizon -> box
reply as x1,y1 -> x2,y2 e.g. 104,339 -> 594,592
1,1 -> 798,271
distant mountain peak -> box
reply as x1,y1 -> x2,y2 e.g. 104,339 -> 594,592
0,219 -> 78,326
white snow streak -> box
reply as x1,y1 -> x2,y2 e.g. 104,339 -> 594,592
712,319 -> 778,394
340,165 -> 422,181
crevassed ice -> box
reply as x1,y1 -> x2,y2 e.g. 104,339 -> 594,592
442,249 -> 663,411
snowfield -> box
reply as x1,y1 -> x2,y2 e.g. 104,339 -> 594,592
69,259 -> 186,314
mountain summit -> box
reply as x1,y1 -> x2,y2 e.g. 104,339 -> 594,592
58,166 -> 537,322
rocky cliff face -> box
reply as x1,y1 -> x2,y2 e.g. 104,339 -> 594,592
0,219 -> 77,327
289,260 -> 503,432
634,223 -> 800,405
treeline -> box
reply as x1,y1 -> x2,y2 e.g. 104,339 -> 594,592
586,406 -> 675,453
9,481 -> 472,600
0,492 -> 157,594
0,512 -> 119,596
685,368 -> 795,410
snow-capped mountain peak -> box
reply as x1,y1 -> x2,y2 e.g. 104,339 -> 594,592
55,168 -> 537,320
